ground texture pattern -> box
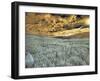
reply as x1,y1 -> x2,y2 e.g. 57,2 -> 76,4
25,35 -> 89,68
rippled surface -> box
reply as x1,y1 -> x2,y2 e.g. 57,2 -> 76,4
25,35 -> 89,68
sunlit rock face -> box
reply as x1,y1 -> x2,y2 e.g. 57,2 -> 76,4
85,18 -> 90,25
25,12 -> 89,37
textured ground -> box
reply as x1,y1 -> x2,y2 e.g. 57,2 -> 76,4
25,35 -> 89,68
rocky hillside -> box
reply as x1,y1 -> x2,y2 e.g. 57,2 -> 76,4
25,13 -> 90,68
25,13 -> 89,38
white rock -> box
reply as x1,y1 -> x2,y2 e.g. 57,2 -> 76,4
25,52 -> 34,68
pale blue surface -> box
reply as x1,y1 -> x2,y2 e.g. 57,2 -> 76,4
25,35 -> 89,68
